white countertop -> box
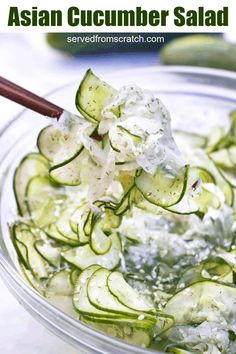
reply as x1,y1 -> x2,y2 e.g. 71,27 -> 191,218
0,33 -> 158,353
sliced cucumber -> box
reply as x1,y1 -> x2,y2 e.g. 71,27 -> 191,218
46,269 -> 77,317
49,150 -> 84,186
13,224 -> 49,279
61,233 -> 122,270
165,280 -> 236,327
46,224 -> 80,246
34,240 -> 61,267
107,272 -> 155,313
20,263 -> 45,295
90,222 -> 112,255
55,207 -> 79,242
87,268 -> 151,318
69,203 -> 91,243
14,153 -> 49,215
76,69 -> 118,122
135,165 -> 189,208
46,269 -> 73,297
165,168 -> 200,215
190,150 -> 234,206
26,176 -> 66,227
70,269 -> 81,286
37,125 -> 83,164
80,316 -> 153,348
73,265 -> 121,318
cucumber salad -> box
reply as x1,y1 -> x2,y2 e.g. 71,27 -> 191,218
11,70 -> 236,353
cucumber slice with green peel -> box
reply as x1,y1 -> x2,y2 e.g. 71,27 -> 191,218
107,272 -> 155,314
87,268 -> 155,320
37,125 -> 84,164
190,151 -> 234,206
165,280 -> 236,327
14,153 -> 49,215
210,148 -> 234,168
76,69 -> 118,122
61,233 -> 122,270
20,263 -> 45,295
177,258 -> 233,290
26,176 -> 66,227
70,269 -> 81,286
14,224 -> 49,279
165,168 -> 200,215
69,203 -> 91,243
45,224 -> 80,246
80,316 -> 153,348
49,150 -> 84,186
167,348 -> 194,354
196,167 -> 216,184
46,269 -> 77,317
98,208 -> 121,234
205,126 -> 225,153
34,240 -> 61,267
217,167 -> 236,189
15,239 -> 29,267
73,265 -> 122,318
55,207 -> 79,242
228,145 -> 236,165
135,165 -> 189,208
90,222 -> 112,255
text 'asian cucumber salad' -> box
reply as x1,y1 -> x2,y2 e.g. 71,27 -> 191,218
11,70 -> 236,353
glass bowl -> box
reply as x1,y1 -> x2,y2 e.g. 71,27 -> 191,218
0,66 -> 236,354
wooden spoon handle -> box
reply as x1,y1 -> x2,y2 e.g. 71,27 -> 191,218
0,76 -> 63,119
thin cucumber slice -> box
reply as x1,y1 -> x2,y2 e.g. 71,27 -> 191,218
99,208 -> 121,234
107,272 -> 155,314
190,150 -> 234,206
205,126 -> 225,153
20,263 -> 45,295
73,265 -> 121,318
70,269 -> 81,286
46,269 -> 77,317
210,148 -> 234,168
56,207 -> 79,242
177,258 -> 233,290
165,280 -> 236,327
34,240 -> 61,267
37,125 -> 83,164
76,69 -> 118,122
49,150 -> 84,186
87,268 -> 155,320
14,153 -> 49,215
15,239 -> 28,266
165,168 -> 200,215
69,203 -> 91,243
90,221 -> 112,255
14,224 -> 49,279
46,269 -> 73,297
135,165 -> 189,208
217,167 -> 236,188
46,224 -> 80,246
26,176 -> 66,227
167,348 -> 194,354
61,233 -> 122,270
80,316 -> 152,348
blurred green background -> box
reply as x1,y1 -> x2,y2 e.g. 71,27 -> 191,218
47,33 -> 236,72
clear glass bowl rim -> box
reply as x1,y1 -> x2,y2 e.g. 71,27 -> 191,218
0,65 -> 236,354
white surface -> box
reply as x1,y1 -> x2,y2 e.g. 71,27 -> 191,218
0,33 -> 158,354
